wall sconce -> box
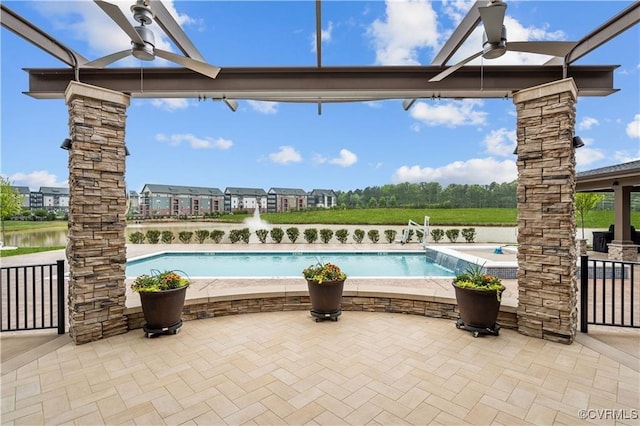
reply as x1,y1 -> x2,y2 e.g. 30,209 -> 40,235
60,138 -> 72,150
60,138 -> 130,155
572,136 -> 585,148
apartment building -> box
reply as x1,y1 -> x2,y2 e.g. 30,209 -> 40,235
139,184 -> 224,218
267,188 -> 307,213
224,187 -> 268,213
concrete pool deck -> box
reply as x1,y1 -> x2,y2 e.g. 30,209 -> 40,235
2,243 -> 638,425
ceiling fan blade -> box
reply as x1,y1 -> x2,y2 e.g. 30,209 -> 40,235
402,99 -> 417,110
223,98 -> 238,112
506,41 -> 577,57
148,0 -> 205,62
155,49 -> 221,79
428,51 -> 483,82
478,2 -> 507,43
94,0 -> 145,45
85,50 -> 131,68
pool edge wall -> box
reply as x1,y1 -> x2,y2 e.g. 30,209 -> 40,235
124,290 -> 518,331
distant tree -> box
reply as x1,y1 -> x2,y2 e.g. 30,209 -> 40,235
575,192 -> 605,239
0,178 -> 23,243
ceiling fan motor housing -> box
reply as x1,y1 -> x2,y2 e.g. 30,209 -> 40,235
132,25 -> 155,61
482,25 -> 507,59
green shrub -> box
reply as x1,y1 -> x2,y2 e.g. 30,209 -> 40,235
210,230 -> 225,243
367,229 -> 380,243
256,229 -> 269,243
406,229 -> 414,242
430,228 -> 444,243
445,229 -> 460,243
161,230 -> 174,244
129,231 -> 145,244
178,231 -> 193,243
416,230 -> 424,243
461,228 -> 476,243
335,229 -> 349,244
146,230 -> 161,244
286,227 -> 300,243
303,228 -> 318,243
194,230 -> 210,243
353,229 -> 365,244
319,228 -> 334,243
270,227 -> 284,243
384,229 -> 397,243
240,228 -> 251,243
229,229 -> 242,244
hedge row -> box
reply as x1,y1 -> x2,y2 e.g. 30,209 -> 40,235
128,227 -> 476,244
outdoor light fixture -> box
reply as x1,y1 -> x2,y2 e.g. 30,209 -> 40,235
60,138 -> 131,155
572,136 -> 585,148
60,138 -> 72,150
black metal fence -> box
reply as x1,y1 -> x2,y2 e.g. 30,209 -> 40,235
1,260 -> 65,334
580,255 -> 639,332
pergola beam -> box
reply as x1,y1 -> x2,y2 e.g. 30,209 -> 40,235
24,65 -> 617,101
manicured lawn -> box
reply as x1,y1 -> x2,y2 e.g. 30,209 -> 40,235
0,246 -> 65,258
2,221 -> 67,232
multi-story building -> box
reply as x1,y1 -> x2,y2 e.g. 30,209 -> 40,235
128,190 -> 140,215
139,184 -> 224,218
267,188 -> 307,213
224,187 -> 268,213
39,187 -> 69,212
307,189 -> 337,209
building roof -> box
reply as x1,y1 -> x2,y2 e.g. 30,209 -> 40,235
39,187 -> 69,195
309,189 -> 337,196
141,184 -> 223,196
268,188 -> 307,196
225,187 -> 267,196
576,160 -> 640,192
11,186 -> 31,195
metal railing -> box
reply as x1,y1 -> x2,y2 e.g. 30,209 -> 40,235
580,255 -> 639,332
1,260 -> 65,334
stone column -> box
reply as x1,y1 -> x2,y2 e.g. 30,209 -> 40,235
513,78 -> 578,344
608,185 -> 637,260
64,81 -> 130,344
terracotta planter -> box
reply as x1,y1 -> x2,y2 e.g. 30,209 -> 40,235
307,279 -> 345,321
453,283 -> 504,331
139,286 -> 188,335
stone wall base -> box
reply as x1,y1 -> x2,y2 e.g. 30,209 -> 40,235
608,243 -> 638,261
125,295 -> 518,331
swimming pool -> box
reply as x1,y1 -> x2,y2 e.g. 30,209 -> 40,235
126,251 -> 455,278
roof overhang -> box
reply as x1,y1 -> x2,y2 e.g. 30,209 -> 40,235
24,65 -> 618,102
576,162 -> 640,192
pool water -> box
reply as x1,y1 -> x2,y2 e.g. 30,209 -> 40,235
126,251 -> 455,278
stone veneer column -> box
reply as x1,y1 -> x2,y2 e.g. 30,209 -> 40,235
513,78 -> 578,344
64,81 -> 130,344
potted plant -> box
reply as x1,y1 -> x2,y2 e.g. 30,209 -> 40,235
132,270 -> 190,337
452,264 -> 504,337
302,262 -> 347,322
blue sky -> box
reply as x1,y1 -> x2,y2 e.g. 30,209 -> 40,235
1,0 -> 639,194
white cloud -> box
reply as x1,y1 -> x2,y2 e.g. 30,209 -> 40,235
329,149 -> 358,167
410,99 -> 487,127
614,150 -> 640,163
578,117 -> 599,131
8,171 -> 67,191
312,154 -> 327,165
311,21 -> 334,52
484,128 -> 516,157
247,101 -> 279,115
626,114 -> 640,138
37,1 -> 193,67
155,133 -> 232,149
150,99 -> 189,111
392,158 -> 517,186
574,137 -> 605,168
268,146 -> 302,164
366,0 -> 439,65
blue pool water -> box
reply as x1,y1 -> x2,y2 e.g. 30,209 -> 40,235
126,251 -> 455,278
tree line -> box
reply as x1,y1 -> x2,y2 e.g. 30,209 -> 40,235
335,181 -> 518,209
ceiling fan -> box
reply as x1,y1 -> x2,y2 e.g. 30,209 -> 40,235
429,0 -> 576,82
86,0 -> 220,79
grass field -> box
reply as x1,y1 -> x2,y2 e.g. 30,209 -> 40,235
0,246 -> 65,258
